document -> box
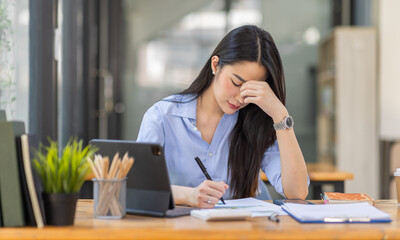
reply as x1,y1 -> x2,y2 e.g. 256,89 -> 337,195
190,198 -> 286,221
282,202 -> 392,223
215,197 -> 286,216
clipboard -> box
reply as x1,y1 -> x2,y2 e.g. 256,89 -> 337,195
281,202 -> 392,223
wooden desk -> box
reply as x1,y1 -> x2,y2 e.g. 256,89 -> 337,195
261,163 -> 354,199
1,200 -> 399,240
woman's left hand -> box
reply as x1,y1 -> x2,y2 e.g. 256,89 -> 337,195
240,81 -> 288,122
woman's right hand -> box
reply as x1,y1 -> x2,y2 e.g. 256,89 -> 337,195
188,180 -> 229,208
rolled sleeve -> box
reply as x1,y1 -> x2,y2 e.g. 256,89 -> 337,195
136,105 -> 165,146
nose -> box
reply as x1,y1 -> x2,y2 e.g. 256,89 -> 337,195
235,90 -> 244,104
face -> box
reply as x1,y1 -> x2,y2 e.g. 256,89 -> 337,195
211,58 -> 267,114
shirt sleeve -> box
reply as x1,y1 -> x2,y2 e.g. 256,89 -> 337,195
260,140 -> 310,198
136,104 -> 165,146
260,141 -> 286,198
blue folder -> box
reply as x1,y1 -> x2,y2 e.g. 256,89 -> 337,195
281,202 -> 392,223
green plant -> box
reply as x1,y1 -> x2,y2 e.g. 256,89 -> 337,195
33,138 -> 98,194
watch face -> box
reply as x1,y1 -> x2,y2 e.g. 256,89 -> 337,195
286,116 -> 294,128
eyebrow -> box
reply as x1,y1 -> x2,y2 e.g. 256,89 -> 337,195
233,73 -> 246,82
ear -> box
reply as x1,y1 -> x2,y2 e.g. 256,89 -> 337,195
210,55 -> 220,75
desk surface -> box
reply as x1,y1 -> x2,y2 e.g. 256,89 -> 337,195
1,200 -> 400,240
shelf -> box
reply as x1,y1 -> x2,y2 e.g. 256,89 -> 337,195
316,27 -> 377,196
317,71 -> 335,84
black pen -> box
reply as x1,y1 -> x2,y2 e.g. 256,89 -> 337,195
268,212 -> 280,223
194,156 -> 226,205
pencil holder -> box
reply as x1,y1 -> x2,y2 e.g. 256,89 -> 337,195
93,178 -> 127,219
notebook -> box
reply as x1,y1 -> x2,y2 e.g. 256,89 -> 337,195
323,192 -> 375,205
282,202 -> 391,223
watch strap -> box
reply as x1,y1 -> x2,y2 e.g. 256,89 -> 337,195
273,116 -> 293,130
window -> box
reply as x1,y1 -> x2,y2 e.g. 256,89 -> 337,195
0,0 -> 29,128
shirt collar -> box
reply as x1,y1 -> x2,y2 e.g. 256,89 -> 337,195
171,94 -> 198,120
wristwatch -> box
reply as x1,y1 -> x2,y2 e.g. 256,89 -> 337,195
273,116 -> 294,130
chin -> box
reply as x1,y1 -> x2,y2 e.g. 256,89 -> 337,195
218,101 -> 239,115
223,107 -> 238,115
225,111 -> 236,115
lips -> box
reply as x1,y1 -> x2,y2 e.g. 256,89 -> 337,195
227,102 -> 240,110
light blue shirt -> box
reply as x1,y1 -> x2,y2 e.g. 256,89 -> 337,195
137,94 -> 287,199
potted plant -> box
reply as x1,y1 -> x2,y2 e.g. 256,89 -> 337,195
32,138 -> 98,226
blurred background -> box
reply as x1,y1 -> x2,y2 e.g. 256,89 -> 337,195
1,0 -> 399,200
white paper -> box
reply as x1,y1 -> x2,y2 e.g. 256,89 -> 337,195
203,197 -> 286,217
282,202 -> 391,222
190,209 -> 252,221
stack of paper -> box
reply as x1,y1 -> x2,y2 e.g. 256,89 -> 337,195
190,197 -> 286,221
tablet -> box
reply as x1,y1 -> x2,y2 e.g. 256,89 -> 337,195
273,199 -> 314,206
89,139 -> 191,217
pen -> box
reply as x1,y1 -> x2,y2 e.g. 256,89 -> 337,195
320,193 -> 327,204
268,212 -> 280,223
194,156 -> 226,205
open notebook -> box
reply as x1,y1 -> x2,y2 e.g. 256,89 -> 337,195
282,202 -> 391,223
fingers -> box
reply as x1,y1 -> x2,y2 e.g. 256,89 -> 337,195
194,180 -> 229,208
198,195 -> 221,208
194,191 -> 217,209
240,81 -> 272,98
206,196 -> 218,205
240,89 -> 259,98
202,186 -> 222,198
197,197 -> 216,209
240,80 -> 268,90
207,180 -> 229,194
240,81 -> 271,101
239,81 -> 275,107
243,96 -> 260,104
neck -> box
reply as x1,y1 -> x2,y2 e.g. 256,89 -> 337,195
197,85 -> 224,119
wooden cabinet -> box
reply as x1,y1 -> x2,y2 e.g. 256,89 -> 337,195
317,27 -> 378,197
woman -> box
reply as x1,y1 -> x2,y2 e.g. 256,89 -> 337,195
137,25 -> 309,208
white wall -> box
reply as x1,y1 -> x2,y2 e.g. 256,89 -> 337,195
379,0 -> 400,140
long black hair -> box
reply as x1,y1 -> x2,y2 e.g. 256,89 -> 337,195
180,25 -> 286,198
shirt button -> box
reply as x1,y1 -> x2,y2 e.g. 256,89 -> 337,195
208,152 -> 213,157
191,121 -> 195,125
194,127 -> 197,131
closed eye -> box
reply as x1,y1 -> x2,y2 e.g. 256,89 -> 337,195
231,79 -> 241,87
